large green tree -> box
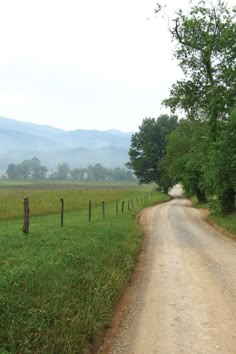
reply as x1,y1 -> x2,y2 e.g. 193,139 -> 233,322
162,119 -> 208,202
162,0 -> 236,138
203,108 -> 236,213
6,163 -> 22,180
159,0 -> 236,212
6,157 -> 47,180
31,157 -> 48,180
56,163 -> 70,180
127,114 -> 178,188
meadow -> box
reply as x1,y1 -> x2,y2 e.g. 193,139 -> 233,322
0,181 -> 169,353
0,181 -> 141,220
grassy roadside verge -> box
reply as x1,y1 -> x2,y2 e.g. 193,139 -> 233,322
0,190 -> 169,353
191,196 -> 236,236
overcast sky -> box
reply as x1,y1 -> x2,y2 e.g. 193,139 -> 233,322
0,0 -> 234,132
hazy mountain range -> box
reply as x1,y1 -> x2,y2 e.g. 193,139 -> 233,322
0,116 -> 133,169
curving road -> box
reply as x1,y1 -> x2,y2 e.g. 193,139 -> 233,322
99,185 -> 236,354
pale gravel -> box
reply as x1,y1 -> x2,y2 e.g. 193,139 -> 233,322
98,185 -> 236,354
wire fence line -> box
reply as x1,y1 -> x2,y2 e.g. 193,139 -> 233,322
21,190 -> 156,235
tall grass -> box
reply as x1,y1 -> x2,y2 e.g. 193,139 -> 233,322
0,183 -> 168,353
209,212 -> 236,235
0,182 -> 144,220
191,196 -> 236,235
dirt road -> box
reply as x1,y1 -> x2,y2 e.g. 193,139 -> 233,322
99,185 -> 236,354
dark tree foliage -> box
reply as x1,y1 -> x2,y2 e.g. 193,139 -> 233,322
162,0 -> 236,140
158,0 -> 236,212
126,115 -> 178,186
204,108 -> 236,213
162,119 -> 208,202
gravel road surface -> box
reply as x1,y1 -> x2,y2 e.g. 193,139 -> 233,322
99,185 -> 236,354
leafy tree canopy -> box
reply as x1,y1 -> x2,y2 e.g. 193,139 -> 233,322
6,157 -> 47,181
127,114 -> 178,185
161,0 -> 236,139
162,119 -> 208,202
203,107 -> 236,213
156,0 -> 236,213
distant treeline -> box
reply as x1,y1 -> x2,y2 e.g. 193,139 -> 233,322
2,157 -> 136,182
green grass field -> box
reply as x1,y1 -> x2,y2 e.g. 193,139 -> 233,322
0,181 -> 144,220
0,181 -> 169,353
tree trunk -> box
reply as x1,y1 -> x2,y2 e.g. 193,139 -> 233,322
196,188 -> 207,203
162,186 -> 169,194
219,188 -> 235,214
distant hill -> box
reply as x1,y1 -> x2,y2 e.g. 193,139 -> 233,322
0,116 -> 133,169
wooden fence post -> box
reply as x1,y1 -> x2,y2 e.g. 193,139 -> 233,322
23,197 -> 30,235
128,200 -> 130,210
116,200 -> 119,216
102,201 -> 105,218
122,201 -> 125,213
60,198 -> 64,227
89,200 -> 92,222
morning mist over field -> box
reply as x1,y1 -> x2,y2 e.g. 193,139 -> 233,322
0,116 -> 132,170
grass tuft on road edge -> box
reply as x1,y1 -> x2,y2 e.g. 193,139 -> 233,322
191,196 -> 236,236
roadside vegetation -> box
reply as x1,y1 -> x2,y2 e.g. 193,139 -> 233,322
192,196 -> 236,236
210,212 -> 236,236
127,1 -> 236,221
0,182 -> 169,353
